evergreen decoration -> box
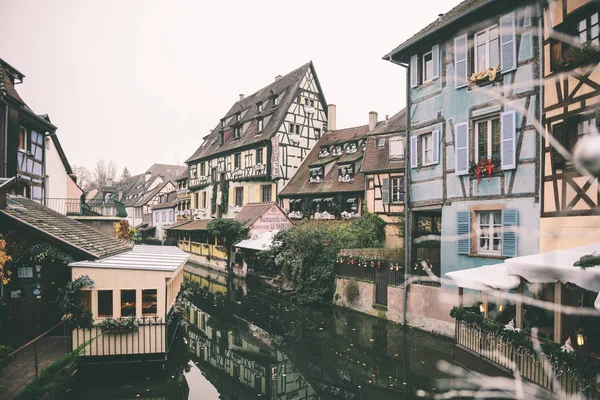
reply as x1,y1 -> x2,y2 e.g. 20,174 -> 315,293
58,275 -> 95,329
23,243 -> 74,266
573,252 -> 600,270
450,307 -> 599,384
98,316 -> 139,333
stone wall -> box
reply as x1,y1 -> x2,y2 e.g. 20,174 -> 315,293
72,217 -> 122,237
335,277 -> 458,337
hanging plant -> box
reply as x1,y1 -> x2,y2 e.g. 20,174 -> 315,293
22,243 -> 74,266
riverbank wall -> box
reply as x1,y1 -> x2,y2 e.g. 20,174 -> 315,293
333,277 -> 459,337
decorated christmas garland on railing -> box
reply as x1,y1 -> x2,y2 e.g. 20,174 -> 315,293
450,307 -> 599,387
335,254 -> 403,270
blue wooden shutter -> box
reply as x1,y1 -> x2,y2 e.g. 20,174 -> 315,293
501,110 -> 516,170
502,209 -> 519,257
457,211 -> 470,254
382,178 -> 389,204
410,55 -> 418,88
500,12 -> 517,73
454,34 -> 468,88
432,44 -> 440,80
432,130 -> 440,164
455,122 -> 469,175
410,136 -> 418,168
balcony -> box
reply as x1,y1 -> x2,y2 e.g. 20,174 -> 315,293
45,198 -> 127,218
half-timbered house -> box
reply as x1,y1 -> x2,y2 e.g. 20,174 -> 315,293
184,62 -> 327,220
279,113 -> 373,221
362,109 -> 407,248
384,0 -> 543,279
541,0 -> 600,252
174,167 -> 192,221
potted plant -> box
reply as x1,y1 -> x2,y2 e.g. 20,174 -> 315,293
469,65 -> 500,86
563,44 -> 600,71
98,316 -> 139,334
469,157 -> 501,185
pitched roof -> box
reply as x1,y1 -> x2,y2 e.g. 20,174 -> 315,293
383,0 -> 492,60
279,125 -> 370,196
167,219 -> 211,231
145,164 -> 185,182
0,196 -> 133,259
186,62 -> 322,163
175,167 -> 189,182
163,219 -> 195,231
152,192 -> 178,210
234,202 -> 284,228
362,109 -> 407,173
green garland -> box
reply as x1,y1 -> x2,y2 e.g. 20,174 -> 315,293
573,252 -> 600,270
58,275 -> 95,328
98,316 -> 139,333
221,179 -> 229,214
450,307 -> 599,384
335,255 -> 389,269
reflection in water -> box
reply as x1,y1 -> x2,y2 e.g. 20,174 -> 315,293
64,267 -> 467,399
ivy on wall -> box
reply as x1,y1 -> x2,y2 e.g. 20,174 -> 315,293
221,179 -> 229,214
211,183 -> 218,215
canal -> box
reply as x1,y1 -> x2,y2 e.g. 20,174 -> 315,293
62,268 -> 475,399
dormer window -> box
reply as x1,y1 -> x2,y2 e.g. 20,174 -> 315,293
236,113 -> 241,122
331,145 -> 343,156
257,118 -> 263,132
220,131 -> 224,145
318,146 -> 330,158
272,95 -> 279,107
234,126 -> 242,140
309,166 -> 324,183
338,164 -> 355,183
346,142 -> 358,154
257,102 -> 263,113
220,119 -> 225,129
389,137 -> 404,159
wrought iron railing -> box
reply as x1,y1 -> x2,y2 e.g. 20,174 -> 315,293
335,260 -> 405,286
455,313 -> 600,399
45,198 -> 127,218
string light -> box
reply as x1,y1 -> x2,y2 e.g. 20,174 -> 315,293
576,333 -> 585,346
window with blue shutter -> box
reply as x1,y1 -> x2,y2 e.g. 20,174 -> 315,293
500,12 -> 517,73
501,209 -> 518,257
432,130 -> 440,164
454,34 -> 468,88
501,110 -> 516,170
457,211 -> 470,254
455,122 -> 469,175
410,55 -> 418,88
382,178 -> 390,204
410,136 -> 418,168
432,44 -> 440,80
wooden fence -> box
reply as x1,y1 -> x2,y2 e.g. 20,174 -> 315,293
456,320 -> 599,399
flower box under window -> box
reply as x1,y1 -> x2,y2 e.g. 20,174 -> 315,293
469,66 -> 500,86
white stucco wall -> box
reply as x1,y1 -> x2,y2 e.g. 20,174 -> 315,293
153,207 -> 176,240
45,136 -> 81,199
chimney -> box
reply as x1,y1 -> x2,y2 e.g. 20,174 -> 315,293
369,111 -> 378,131
327,104 -> 337,131
438,13 -> 444,22
106,179 -> 113,187
275,75 -> 282,81
239,94 -> 245,101
385,115 -> 389,125
145,172 -> 152,182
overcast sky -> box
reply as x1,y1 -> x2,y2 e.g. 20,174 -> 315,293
1,0 -> 461,175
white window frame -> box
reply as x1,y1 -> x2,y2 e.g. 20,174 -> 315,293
474,24 -> 500,72
477,211 -> 502,255
474,115 -> 501,162
421,133 -> 433,166
422,51 -> 434,83
257,103 -> 263,113
257,118 -> 263,132
390,177 -> 404,203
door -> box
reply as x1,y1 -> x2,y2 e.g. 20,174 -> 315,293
411,211 -> 442,286
375,266 -> 389,306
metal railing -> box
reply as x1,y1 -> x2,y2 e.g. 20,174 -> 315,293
0,320 -> 70,399
455,315 -> 600,399
335,260 -> 405,286
45,198 -> 127,218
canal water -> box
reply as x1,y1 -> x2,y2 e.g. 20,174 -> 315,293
62,268 -> 477,399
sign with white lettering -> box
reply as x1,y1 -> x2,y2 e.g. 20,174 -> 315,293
18,267 -> 33,278
270,136 -> 280,178
250,205 -> 292,234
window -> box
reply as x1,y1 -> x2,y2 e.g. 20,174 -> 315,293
121,290 -> 136,317
257,118 -> 263,132
18,127 -> 27,150
234,126 -> 241,140
578,11 -> 599,46
257,102 -> 263,113
289,123 -> 296,134
261,185 -> 272,203
273,95 -> 279,107
236,113 -> 241,122
142,289 -> 157,315
98,290 -> 113,317
169,210 -> 173,221
245,153 -> 253,167
474,24 -> 500,71
378,137 -> 386,147
422,51 -> 434,82
389,137 -> 404,159
391,177 -> 405,203
422,133 -> 433,165
235,187 -> 244,207
476,116 -> 501,162
220,131 -> 224,145
80,290 -> 92,312
200,162 -> 206,176
190,165 -> 198,179
367,179 -> 374,189
338,164 -> 354,179
220,119 -> 225,128
315,128 -> 321,139
309,167 -> 324,182
256,148 -> 263,165
234,153 -> 241,169
162,210 -> 166,222
202,191 -> 207,208
477,211 -> 502,255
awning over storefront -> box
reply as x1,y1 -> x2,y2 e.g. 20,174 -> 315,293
235,231 -> 278,251
445,264 -> 520,291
